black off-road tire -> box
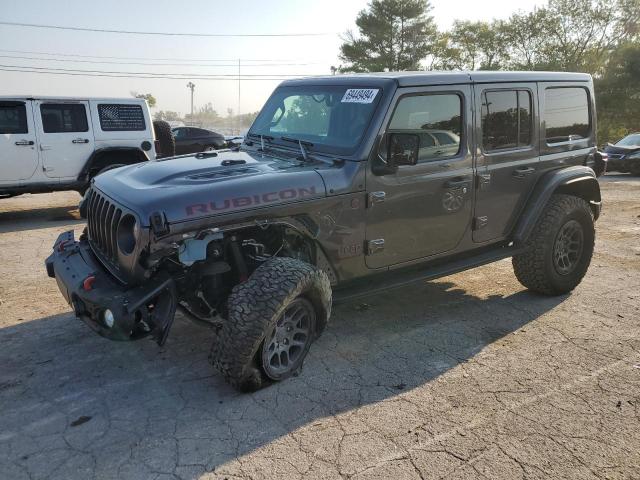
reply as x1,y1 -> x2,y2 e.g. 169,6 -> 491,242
513,194 -> 595,295
210,257 -> 332,392
153,120 -> 175,158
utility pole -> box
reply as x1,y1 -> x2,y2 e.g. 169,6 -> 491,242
237,59 -> 241,135
186,81 -> 195,124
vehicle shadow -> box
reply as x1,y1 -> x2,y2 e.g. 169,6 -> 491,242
0,204 -> 83,234
0,279 -> 566,479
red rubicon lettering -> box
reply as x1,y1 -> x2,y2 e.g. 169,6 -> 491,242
185,185 -> 319,215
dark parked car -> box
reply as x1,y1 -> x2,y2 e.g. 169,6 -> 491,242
603,133 -> 640,175
172,126 -> 227,155
47,71 -> 601,392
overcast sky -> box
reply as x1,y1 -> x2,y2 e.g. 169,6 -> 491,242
0,0 -> 545,116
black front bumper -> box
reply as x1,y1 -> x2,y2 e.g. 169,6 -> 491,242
46,231 -> 177,344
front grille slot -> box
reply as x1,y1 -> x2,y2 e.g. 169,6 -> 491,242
87,189 -> 123,265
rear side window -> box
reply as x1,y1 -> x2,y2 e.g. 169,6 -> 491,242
544,87 -> 590,144
98,104 -> 146,131
482,90 -> 532,151
0,103 -> 28,134
41,104 -> 88,133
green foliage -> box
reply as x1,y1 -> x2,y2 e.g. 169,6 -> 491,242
340,0 -> 437,72
131,92 -> 156,108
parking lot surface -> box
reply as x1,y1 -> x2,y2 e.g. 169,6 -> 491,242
0,175 -> 639,480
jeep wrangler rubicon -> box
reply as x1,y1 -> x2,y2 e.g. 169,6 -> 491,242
46,72 -> 602,392
0,97 -> 172,198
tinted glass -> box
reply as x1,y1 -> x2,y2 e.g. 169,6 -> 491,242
0,103 -> 27,134
98,104 -> 145,131
251,85 -> 382,155
544,87 -> 590,144
482,90 -> 532,151
41,104 -> 88,133
388,93 -> 462,162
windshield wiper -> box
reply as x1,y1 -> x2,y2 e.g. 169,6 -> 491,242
247,133 -> 274,151
281,136 -> 313,161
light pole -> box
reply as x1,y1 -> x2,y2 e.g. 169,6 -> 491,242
186,82 -> 195,124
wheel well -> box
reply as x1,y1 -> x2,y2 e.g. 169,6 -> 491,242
555,177 -> 601,218
82,149 -> 148,181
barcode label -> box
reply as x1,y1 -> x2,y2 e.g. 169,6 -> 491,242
341,89 -> 379,104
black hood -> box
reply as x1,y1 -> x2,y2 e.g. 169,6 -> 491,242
93,150 -> 326,226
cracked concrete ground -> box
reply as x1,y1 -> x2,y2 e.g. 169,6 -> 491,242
0,175 -> 639,480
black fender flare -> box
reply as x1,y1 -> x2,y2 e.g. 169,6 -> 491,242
513,166 -> 601,246
77,147 -> 150,182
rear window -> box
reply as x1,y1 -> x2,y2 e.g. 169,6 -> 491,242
41,104 -> 88,133
482,89 -> 532,151
0,102 -> 27,134
544,87 -> 590,144
98,104 -> 146,131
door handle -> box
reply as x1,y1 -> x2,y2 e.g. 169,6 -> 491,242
72,138 -> 89,144
513,167 -> 536,178
15,140 -> 34,146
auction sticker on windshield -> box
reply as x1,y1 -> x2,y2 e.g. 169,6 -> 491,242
341,88 -> 379,104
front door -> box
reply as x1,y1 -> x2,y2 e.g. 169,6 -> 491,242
35,101 -> 94,179
472,83 -> 541,242
0,100 -> 38,183
365,85 -> 474,269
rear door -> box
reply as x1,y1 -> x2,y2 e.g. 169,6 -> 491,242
0,100 -> 39,183
472,83 -> 540,243
35,101 -> 94,179
365,85 -> 474,268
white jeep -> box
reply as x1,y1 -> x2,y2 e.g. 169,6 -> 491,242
0,97 -> 157,197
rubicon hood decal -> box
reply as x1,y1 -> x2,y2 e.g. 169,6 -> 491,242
94,150 -> 327,225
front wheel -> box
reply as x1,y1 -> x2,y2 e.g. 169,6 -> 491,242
210,257 -> 332,392
513,194 -> 595,295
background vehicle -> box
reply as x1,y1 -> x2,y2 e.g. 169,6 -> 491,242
603,133 -> 640,175
0,96 -> 155,197
47,72 -> 601,392
171,126 -> 227,154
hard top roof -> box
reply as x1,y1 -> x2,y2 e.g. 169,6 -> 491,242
280,71 -> 591,88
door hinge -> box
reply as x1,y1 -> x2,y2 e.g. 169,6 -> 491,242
473,216 -> 489,230
367,191 -> 386,208
366,239 -> 385,255
477,173 -> 491,190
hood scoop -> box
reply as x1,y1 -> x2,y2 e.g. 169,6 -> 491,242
186,166 -> 261,181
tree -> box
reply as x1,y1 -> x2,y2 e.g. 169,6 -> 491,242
501,9 -> 548,70
448,20 -> 508,70
339,0 -> 437,72
154,110 -> 182,122
131,92 -> 156,108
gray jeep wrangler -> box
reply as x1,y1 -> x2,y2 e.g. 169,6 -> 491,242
46,72 -> 602,391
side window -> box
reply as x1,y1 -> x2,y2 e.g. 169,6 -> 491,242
482,89 -> 532,151
98,104 -> 146,131
388,93 -> 462,162
40,104 -> 88,133
544,87 -> 590,144
0,103 -> 28,134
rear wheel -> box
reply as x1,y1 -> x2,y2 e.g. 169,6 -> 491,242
209,257 -> 332,392
513,194 -> 594,295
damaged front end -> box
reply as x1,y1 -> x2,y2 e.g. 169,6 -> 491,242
46,230 -> 177,345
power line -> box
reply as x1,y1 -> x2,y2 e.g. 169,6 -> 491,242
0,54 -> 321,68
0,67 -> 316,81
0,21 -> 332,37
0,49 -> 321,63
0,63 -> 318,78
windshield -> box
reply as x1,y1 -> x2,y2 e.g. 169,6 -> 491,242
616,133 -> 640,147
249,85 -> 382,155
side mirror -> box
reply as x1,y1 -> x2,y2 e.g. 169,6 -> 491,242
387,133 -> 419,167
